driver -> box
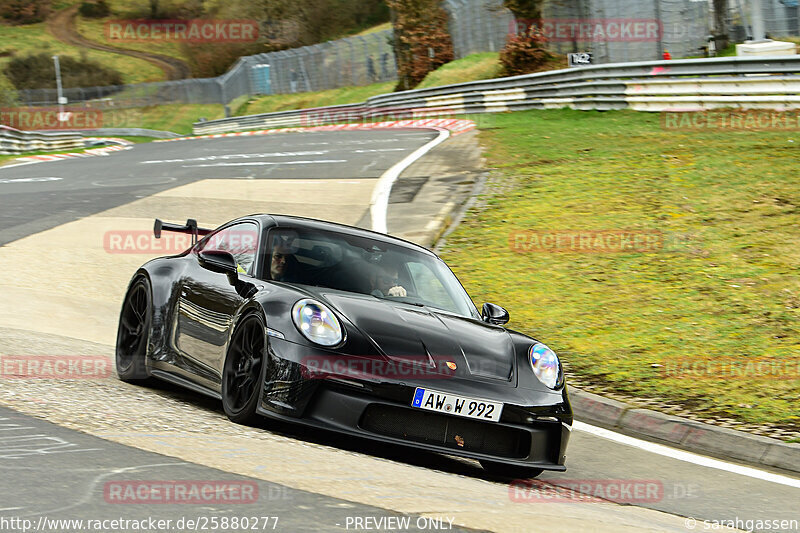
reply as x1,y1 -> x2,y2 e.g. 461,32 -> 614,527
270,237 -> 301,282
371,264 -> 407,297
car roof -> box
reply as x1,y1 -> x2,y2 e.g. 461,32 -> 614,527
245,214 -> 438,258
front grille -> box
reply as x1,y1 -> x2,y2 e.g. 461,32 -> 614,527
360,404 -> 530,459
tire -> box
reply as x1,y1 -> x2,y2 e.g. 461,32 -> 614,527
116,276 -> 153,383
479,460 -> 543,479
222,314 -> 266,425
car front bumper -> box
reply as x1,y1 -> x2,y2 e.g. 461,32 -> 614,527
258,339 -> 572,470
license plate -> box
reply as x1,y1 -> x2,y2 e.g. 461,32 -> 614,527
411,388 -> 503,422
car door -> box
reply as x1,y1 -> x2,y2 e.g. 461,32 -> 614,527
174,221 -> 261,387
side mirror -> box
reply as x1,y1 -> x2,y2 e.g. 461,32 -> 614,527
482,303 -> 509,325
198,250 -> 238,284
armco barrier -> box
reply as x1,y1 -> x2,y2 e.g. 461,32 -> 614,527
0,125 -> 84,154
193,56 -> 800,135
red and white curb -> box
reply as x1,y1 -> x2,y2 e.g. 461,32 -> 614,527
10,142 -> 132,165
157,119 -> 477,143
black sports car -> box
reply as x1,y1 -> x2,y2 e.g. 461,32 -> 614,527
116,214 -> 572,477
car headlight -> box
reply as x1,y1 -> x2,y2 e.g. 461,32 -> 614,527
292,299 -> 343,346
529,343 -> 564,389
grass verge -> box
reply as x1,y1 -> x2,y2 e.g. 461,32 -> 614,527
439,109 -> 799,433
102,103 -> 227,134
235,82 -> 395,116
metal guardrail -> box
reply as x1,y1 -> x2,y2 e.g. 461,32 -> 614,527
0,125 -> 84,154
193,56 -> 800,135
194,103 -> 367,134
50,128 -> 181,139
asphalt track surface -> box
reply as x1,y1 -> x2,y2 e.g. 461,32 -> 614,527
0,406 -> 475,532
0,130 -> 798,532
0,130 -> 438,245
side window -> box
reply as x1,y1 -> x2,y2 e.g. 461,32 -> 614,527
407,262 -> 455,310
197,222 -> 259,276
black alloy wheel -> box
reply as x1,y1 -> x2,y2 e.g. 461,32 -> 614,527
222,314 -> 266,424
116,277 -> 152,382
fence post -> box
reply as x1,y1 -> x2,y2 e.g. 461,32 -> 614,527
348,38 -> 357,86
357,35 -> 370,85
298,47 -> 311,92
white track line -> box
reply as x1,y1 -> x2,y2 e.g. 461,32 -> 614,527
183,159 -> 347,168
574,421 -> 800,489
370,128 -> 450,234
0,177 -> 62,184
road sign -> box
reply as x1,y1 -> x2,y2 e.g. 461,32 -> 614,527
568,52 -> 593,67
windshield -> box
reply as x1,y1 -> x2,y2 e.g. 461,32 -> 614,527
265,227 -> 479,319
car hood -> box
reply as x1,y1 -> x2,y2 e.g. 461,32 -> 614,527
319,291 -> 516,382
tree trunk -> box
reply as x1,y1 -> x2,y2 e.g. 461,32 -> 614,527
503,0 -> 544,32
712,0 -> 728,49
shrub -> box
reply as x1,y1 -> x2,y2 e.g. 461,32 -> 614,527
179,42 -> 263,78
0,73 -> 18,107
387,0 -> 455,90
78,0 -> 110,18
4,53 -> 124,90
0,0 -> 51,24
499,25 -> 552,77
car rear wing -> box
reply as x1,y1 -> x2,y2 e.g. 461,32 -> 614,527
153,218 -> 212,245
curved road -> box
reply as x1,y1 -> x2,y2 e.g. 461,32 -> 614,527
0,131 -> 797,532
47,6 -> 192,81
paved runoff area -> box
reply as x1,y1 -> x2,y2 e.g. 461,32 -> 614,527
0,129 -> 796,533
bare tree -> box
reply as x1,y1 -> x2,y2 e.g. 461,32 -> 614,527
503,0 -> 545,29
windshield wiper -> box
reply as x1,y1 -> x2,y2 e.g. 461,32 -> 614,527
380,296 -> 425,307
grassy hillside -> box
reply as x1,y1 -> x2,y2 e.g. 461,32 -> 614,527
415,52 -> 503,89
2,1 -> 391,87
0,21 -> 162,84
74,0 -> 187,64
